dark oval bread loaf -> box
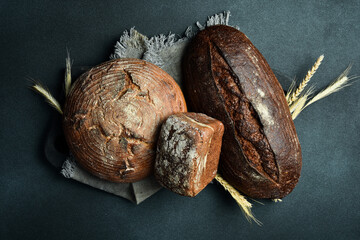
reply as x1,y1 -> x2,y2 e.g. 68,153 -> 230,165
183,25 -> 302,199
63,58 -> 187,183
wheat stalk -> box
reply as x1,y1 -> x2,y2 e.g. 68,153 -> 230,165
65,49 -> 72,95
287,55 -> 324,106
215,174 -> 262,225
32,82 -> 63,114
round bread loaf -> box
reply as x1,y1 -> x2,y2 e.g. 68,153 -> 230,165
63,58 -> 187,183
183,25 -> 302,199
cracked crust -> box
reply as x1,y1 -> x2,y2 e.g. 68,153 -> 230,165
183,25 -> 302,198
63,58 -> 187,182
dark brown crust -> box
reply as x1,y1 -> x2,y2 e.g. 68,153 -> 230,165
63,58 -> 187,183
183,25 -> 302,198
154,112 -> 224,197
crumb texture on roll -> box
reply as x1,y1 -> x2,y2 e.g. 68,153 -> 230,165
63,58 -> 187,183
155,112 -> 224,197
183,25 -> 302,199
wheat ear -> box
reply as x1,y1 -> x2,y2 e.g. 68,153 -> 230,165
304,65 -> 357,109
65,50 -> 72,95
287,55 -> 324,105
215,174 -> 262,225
291,93 -> 308,120
285,78 -> 297,102
289,86 -> 314,113
32,82 -> 63,114
290,86 -> 315,120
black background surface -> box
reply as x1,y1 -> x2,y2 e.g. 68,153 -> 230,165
1,1 -> 359,239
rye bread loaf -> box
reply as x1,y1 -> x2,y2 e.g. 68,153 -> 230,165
154,112 -> 224,197
63,58 -> 187,183
183,25 -> 302,199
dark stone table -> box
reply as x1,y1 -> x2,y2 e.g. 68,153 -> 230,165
1,1 -> 359,239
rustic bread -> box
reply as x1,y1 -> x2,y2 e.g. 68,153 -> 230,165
63,58 -> 187,183
154,112 -> 224,197
183,25 -> 302,199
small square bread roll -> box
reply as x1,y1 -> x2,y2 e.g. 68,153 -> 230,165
155,112 -> 224,197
